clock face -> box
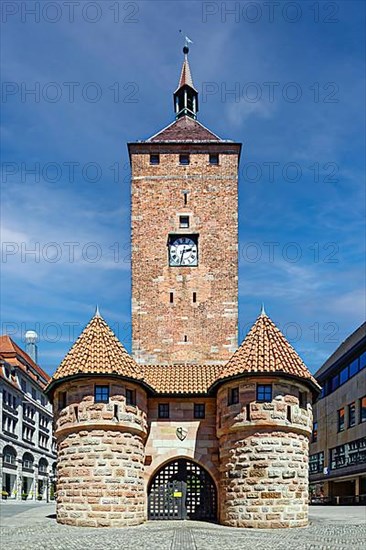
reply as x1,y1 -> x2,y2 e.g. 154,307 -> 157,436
169,236 -> 198,267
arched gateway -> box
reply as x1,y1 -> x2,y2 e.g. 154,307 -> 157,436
148,459 -> 217,521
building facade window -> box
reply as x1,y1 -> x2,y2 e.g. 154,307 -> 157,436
194,403 -> 205,419
331,374 -> 339,391
360,396 -> 366,423
20,378 -> 27,392
31,387 -> 37,401
339,366 -> 349,385
3,448 -> 16,465
312,421 -> 318,443
158,403 -> 170,419
22,454 -> 34,470
126,388 -> 136,406
209,153 -> 219,165
360,351 -> 366,370
228,387 -> 239,406
150,154 -> 160,165
179,215 -> 189,228
257,384 -> 272,402
39,433 -> 49,449
337,407 -> 345,432
309,452 -> 324,474
179,154 -> 190,165
348,402 -> 356,428
2,414 -> 17,435
349,358 -> 359,377
94,385 -> 109,403
330,437 -> 366,470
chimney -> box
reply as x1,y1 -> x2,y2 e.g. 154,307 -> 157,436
25,330 -> 38,363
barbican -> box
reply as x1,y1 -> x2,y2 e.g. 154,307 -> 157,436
45,46 -> 321,529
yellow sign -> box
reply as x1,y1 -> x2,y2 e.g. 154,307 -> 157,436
173,492 -> 182,497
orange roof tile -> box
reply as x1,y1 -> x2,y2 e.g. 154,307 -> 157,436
216,311 -> 320,390
143,363 -> 221,395
50,312 -> 143,383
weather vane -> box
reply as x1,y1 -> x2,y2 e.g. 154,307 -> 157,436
179,30 -> 193,51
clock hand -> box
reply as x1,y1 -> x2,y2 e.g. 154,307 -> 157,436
180,247 -> 185,264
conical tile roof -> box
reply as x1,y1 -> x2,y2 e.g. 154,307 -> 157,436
216,311 -> 320,390
50,311 -> 143,383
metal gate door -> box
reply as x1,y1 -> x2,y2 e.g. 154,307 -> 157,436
148,459 -> 217,521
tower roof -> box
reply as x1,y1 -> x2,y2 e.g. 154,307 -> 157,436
146,115 -> 223,142
216,310 -> 320,391
48,312 -> 143,385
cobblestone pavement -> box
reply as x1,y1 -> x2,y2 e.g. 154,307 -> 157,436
0,503 -> 365,550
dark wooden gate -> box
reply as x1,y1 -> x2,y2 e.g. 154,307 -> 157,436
148,458 -> 217,521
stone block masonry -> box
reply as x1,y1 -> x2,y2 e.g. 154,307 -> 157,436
53,379 -> 148,527
217,377 -> 313,528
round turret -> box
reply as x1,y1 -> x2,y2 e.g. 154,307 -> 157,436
46,312 -> 148,527
213,312 -> 320,528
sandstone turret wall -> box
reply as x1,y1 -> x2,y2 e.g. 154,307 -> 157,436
54,379 -> 147,527
217,377 -> 312,528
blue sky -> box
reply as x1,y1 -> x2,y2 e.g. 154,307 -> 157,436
1,0 -> 365,376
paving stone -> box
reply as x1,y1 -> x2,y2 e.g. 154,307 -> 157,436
0,504 -> 365,550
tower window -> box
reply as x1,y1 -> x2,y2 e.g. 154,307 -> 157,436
158,403 -> 170,419
184,335 -> 188,342
179,215 -> 189,228
95,385 -> 109,403
299,391 -> 307,409
150,154 -> 160,165
59,391 -> 67,410
228,387 -> 239,406
194,403 -> 205,419
183,191 -> 188,205
209,153 -> 219,165
193,292 -> 197,303
170,292 -> 174,304
179,154 -> 190,165
126,388 -> 136,406
256,384 -> 272,402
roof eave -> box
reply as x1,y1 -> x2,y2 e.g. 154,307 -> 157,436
45,372 -> 154,402
209,370 -> 321,398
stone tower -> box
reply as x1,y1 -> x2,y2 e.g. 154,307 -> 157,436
46,312 -> 149,527
46,47 -> 321,530
128,46 -> 241,365
214,310 -> 319,528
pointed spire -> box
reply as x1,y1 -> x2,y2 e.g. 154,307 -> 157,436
95,304 -> 101,317
176,48 -> 196,92
260,303 -> 267,317
173,45 -> 199,120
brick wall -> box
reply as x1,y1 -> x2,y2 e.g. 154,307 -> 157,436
129,144 -> 240,364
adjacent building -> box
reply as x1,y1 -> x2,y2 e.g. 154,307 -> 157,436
0,333 -> 56,500
309,322 -> 366,503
